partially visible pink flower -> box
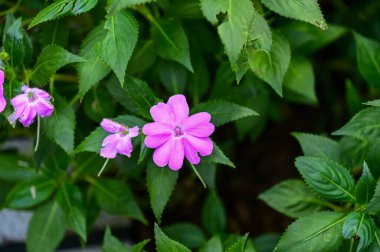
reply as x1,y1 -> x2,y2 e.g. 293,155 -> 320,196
8,85 -> 54,127
0,70 -> 6,113
142,94 -> 214,170
100,119 -> 139,159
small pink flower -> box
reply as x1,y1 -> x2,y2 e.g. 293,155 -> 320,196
100,119 -> 139,159
0,70 -> 6,113
143,94 -> 214,170
8,85 -> 54,127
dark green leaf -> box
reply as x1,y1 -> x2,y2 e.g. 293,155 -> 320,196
108,0 -> 155,14
202,190 -> 226,235
342,212 -> 375,252
196,161 -> 217,189
127,40 -> 157,75
4,17 -> 24,68
163,222 -> 206,249
39,19 -> 69,47
203,143 -> 235,168
0,154 -> 36,182
226,234 -> 249,252
355,163 -> 376,205
339,136 -> 369,169
103,227 -> 129,252
253,234 -> 280,252
158,60 -> 187,94
366,181 -> 380,215
106,75 -> 138,114
155,223 -> 192,252
366,139 -> 380,179
345,79 -> 362,116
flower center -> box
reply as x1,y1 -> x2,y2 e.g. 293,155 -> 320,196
173,126 -> 184,137
27,92 -> 37,102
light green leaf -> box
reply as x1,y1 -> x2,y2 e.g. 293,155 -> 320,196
78,24 -> 111,98
130,239 -> 150,252
355,163 -> 376,205
163,223 -> 206,249
4,17 -> 24,68
151,18 -> 193,72
94,11 -> 138,85
226,234 -> 249,252
261,0 -> 327,30
295,156 -> 356,201
158,60 -> 188,94
249,32 -> 291,96
155,223 -> 192,252
258,179 -> 322,218
200,0 -> 228,24
31,45 -> 84,85
365,180 -> 380,215
108,0 -> 155,14
364,99 -> 380,107
339,136 -> 369,169
26,201 -> 66,252
191,101 -> 258,127
203,143 -> 235,168
147,162 -> 179,223
354,33 -> 380,89
342,212 -> 375,252
249,11 -> 272,53
103,227 -> 129,252
43,95 -> 75,154
274,212 -> 345,252
202,236 -> 223,252
202,190 -> 226,235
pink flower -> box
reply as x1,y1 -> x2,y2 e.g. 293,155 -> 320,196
0,70 -> 6,113
8,85 -> 54,127
100,119 -> 139,159
142,94 -> 214,170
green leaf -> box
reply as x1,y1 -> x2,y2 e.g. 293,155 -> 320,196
6,176 -> 56,209
94,11 -> 138,85
0,154 -> 37,182
130,239 -> 151,252
355,163 -> 376,205
342,212 -> 375,252
253,234 -> 280,252
56,184 -> 87,241
26,201 -> 66,252
366,139 -> 380,179
196,161 -> 217,189
29,0 -> 98,29
354,33 -> 380,90
200,0 -> 228,24
155,223 -> 192,252
333,108 -> 380,143
43,95 -> 75,154
39,19 -> 69,47
258,179 -> 322,218
364,99 -> 380,107
226,234 -> 249,252
90,178 -> 147,224
103,227 -> 129,252
283,57 -> 317,106
108,0 -> 155,14
106,75 -> 138,114
249,32 -> 291,96
202,236 -> 223,252
151,18 -> 193,72
163,223 -> 206,249
202,190 -> 226,235
295,156 -> 356,201
274,212 -> 345,252
365,180 -> 380,215
166,0 -> 203,19
292,132 -> 352,169
203,143 -> 235,168
158,60 -> 187,94
147,162 -> 179,223
345,79 -> 362,116
128,40 -> 157,75
339,136 -> 369,169
191,101 -> 258,127
31,45 -> 84,85
4,17 -> 24,68
249,11 -> 272,53
261,0 -> 327,30
78,24 -> 111,98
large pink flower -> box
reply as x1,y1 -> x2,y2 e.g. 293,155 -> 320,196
8,85 -> 54,127
0,70 -> 6,113
143,94 -> 214,170
100,119 -> 139,159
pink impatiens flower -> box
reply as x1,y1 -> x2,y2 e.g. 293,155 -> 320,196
0,70 -> 6,113
143,94 -> 214,170
8,85 -> 54,127
100,119 -> 139,159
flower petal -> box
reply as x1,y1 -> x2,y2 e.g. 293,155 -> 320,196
182,112 -> 212,129
167,94 -> 189,124
0,70 -> 5,113
183,138 -> 200,165
185,135 -> 213,156
145,134 -> 171,148
185,122 -> 214,137
117,136 -> 133,157
150,102 -> 175,125
31,87 -> 51,99
127,126 -> 139,138
168,139 -> 184,170
19,105 -> 36,127
100,134 -> 119,159
100,119 -> 125,133
36,99 -> 54,117
153,139 -> 173,167
142,122 -> 172,135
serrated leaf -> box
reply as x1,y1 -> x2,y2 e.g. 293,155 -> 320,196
106,75 -> 138,114
339,136 -> 369,169
43,95 -> 75,154
108,0 -> 155,14
103,227 -> 129,252
155,223 -> 192,252
202,190 -> 226,235
191,101 -> 258,127
203,236 -> 223,252
226,234 -> 249,252
365,180 -> 380,215
203,142 -> 235,168
293,132 -> 352,169
342,212 -> 375,252
295,156 -> 356,201
364,99 -> 380,107
258,179 -> 322,218
151,18 -> 193,72
354,33 -> 380,90
4,17 -> 24,68
163,222 -> 206,249
274,212 -> 345,252
130,239 -> 150,252
200,0 -> 228,24
355,163 -> 376,205
26,201 -> 66,252
333,108 -> 380,143
261,0 -> 327,30
31,45 -> 84,85
94,11 -> 138,85
250,11 -> 272,53
249,32 -> 291,96
78,24 -> 111,98
147,162 -> 179,223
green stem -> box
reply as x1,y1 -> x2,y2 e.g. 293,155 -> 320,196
98,159 -> 110,177
348,238 -> 355,252
375,232 -> 380,248
34,116 -> 40,152
189,163 -> 206,188
54,73 -> 78,83
69,94 -> 80,105
49,76 -> 55,96
305,198 -> 347,212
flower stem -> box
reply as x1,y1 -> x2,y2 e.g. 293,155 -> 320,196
98,159 -> 110,177
34,116 -> 40,152
189,163 -> 207,188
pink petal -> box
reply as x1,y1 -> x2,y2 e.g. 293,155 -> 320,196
36,99 -> 54,117
183,138 -> 200,165
100,145 -> 118,159
153,139 -> 173,167
142,122 -> 172,135
168,139 -> 184,170
145,134 -> 171,148
100,119 -> 125,133
127,126 -> 139,138
167,94 -> 189,124
116,136 -> 133,157
102,134 -> 119,146
150,102 -> 175,125
182,112 -> 212,129
11,93 -> 28,107
0,70 -> 5,113
100,134 -> 119,159
19,105 -> 37,127
31,87 -> 51,99
185,135 -> 213,156
184,122 -> 214,137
